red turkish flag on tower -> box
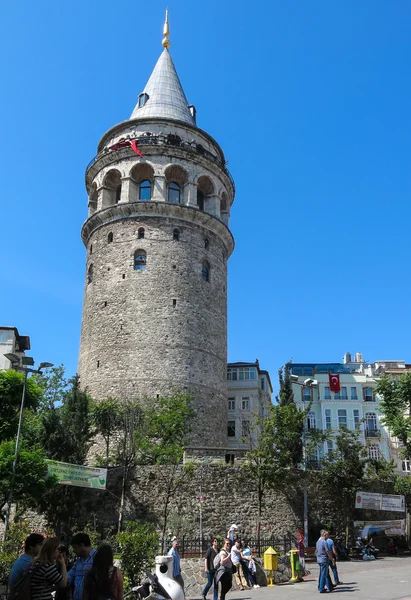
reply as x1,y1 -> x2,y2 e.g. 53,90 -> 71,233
130,139 -> 143,157
329,374 -> 340,392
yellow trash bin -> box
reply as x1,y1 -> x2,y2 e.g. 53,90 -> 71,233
264,546 -> 278,586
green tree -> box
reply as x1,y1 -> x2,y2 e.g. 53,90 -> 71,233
320,428 -> 368,535
116,520 -> 159,588
0,441 -> 57,521
375,372 -> 411,459
241,401 -> 308,545
91,398 -> 124,467
0,370 -> 43,443
35,365 -> 70,409
276,362 -> 294,406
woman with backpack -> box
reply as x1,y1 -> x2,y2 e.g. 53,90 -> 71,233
31,538 -> 67,600
214,539 -> 232,600
82,545 -> 123,600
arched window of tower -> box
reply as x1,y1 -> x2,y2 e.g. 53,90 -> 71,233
165,165 -> 188,204
197,175 -> 215,212
108,232 -> 113,244
221,192 -> 228,212
87,264 -> 93,284
134,250 -> 147,271
138,227 -> 145,239
173,229 -> 180,241
131,164 -> 154,201
168,182 -> 180,204
202,260 -> 210,282
104,169 -> 122,206
139,180 -> 151,200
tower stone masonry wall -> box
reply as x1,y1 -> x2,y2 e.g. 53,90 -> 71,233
79,212 -> 229,447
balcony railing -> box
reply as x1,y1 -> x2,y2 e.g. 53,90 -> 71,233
86,133 -> 235,193
365,429 -> 381,438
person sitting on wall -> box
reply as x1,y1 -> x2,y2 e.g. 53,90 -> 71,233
387,538 -> 398,556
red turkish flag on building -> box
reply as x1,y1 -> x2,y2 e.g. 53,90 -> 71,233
329,374 -> 340,392
130,139 -> 143,157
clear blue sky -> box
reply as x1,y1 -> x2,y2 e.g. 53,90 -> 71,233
1,1 -> 410,393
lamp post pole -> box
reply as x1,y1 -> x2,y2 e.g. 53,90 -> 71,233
2,355 -> 53,543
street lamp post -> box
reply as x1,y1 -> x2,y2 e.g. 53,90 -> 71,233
291,375 -> 318,548
2,354 -> 53,542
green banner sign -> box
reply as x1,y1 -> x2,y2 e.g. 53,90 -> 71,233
46,460 -> 107,490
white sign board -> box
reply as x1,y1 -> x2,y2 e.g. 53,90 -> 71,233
355,491 -> 405,512
355,491 -> 382,510
381,494 -> 405,513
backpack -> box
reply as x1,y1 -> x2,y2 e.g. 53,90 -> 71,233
8,564 -> 38,600
213,553 -> 222,569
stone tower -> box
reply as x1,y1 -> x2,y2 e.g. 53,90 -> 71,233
78,13 -> 235,448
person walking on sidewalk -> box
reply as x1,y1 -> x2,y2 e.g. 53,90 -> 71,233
202,538 -> 218,600
230,539 -> 249,590
316,530 -> 333,594
326,534 -> 343,587
214,539 -> 232,600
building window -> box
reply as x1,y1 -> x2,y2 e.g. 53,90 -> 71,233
204,238 -> 209,249
108,232 -> 113,244
368,444 -> 381,460
324,386 -> 331,400
90,244 -> 93,255
242,420 -> 250,437
365,412 -> 377,432
227,367 -> 256,381
326,440 -> 334,454
364,388 -> 375,402
87,264 -> 93,284
228,398 -> 235,411
242,397 -> 250,410
338,409 -> 347,428
302,387 -> 312,402
138,92 -> 149,107
341,387 -> 348,399
134,250 -> 147,271
228,420 -> 236,437
168,182 -> 180,203
261,378 -> 265,391
202,260 -> 210,282
335,391 -> 340,400
325,409 -> 332,430
353,409 -> 360,429
307,412 -> 316,430
139,179 -> 151,200
351,387 -> 358,400
138,227 -> 145,239
173,229 -> 180,241
402,460 -> 411,472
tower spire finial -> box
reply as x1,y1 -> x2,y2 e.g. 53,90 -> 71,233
162,9 -> 170,49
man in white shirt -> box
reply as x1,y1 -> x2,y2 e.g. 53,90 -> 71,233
230,540 -> 249,590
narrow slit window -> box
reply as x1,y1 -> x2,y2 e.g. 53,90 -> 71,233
173,229 -> 180,241
138,227 -> 145,239
202,260 -> 210,282
134,250 -> 147,271
108,232 -> 113,244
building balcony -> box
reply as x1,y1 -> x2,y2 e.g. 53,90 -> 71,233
365,429 -> 381,438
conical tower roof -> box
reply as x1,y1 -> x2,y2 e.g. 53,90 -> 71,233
130,48 -> 196,126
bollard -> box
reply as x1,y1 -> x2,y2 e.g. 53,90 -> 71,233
289,549 -> 299,582
263,546 -> 278,587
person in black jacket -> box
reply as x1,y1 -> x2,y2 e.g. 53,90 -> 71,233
202,538 -> 218,600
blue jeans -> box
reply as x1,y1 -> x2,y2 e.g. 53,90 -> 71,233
318,560 -> 333,593
202,570 -> 218,600
330,560 -> 340,585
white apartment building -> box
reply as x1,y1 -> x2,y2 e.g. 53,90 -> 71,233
227,360 -> 273,449
0,326 -> 31,370
291,352 -> 410,473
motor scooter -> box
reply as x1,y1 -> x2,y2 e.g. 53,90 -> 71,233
124,555 -> 184,600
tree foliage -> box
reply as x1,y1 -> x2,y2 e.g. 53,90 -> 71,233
375,372 -> 411,459
0,370 -> 43,443
91,397 -> 124,467
276,362 -> 294,406
116,520 -> 159,588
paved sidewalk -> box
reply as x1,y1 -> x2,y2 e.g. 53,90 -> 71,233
195,556 -> 411,600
